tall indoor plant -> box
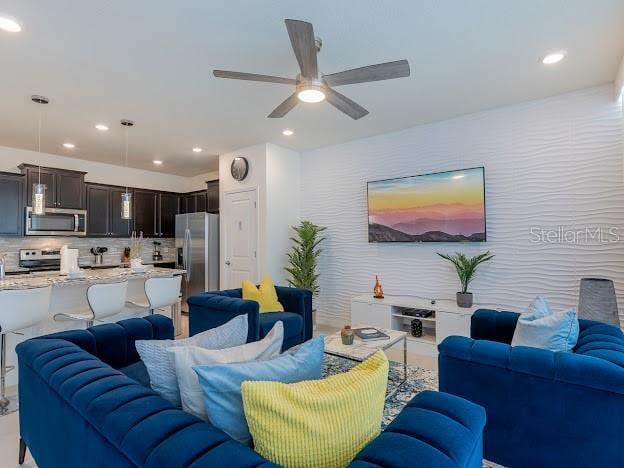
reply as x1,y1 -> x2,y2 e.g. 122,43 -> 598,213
285,221 -> 327,304
437,251 -> 494,307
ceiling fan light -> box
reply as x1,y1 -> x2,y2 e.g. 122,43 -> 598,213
297,87 -> 325,103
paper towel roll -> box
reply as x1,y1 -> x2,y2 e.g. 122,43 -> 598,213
60,245 -> 80,275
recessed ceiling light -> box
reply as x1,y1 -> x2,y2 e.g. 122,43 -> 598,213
62,143 -> 76,149
192,147 -> 202,153
0,16 -> 21,33
541,51 -> 566,65
95,124 -> 109,131
282,129 -> 294,136
153,160 -> 163,165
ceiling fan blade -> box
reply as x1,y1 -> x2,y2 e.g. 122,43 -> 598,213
213,70 -> 296,85
325,88 -> 369,120
285,19 -> 318,79
323,60 -> 410,87
268,93 -> 299,118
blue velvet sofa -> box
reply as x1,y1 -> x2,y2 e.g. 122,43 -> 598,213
17,315 -> 487,468
188,286 -> 313,350
439,309 -> 624,468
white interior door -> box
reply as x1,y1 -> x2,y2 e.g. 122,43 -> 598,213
223,188 -> 258,289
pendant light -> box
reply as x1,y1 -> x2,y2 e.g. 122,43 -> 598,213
31,95 -> 50,215
120,119 -> 134,220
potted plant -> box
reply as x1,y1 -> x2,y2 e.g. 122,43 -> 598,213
285,221 -> 327,321
437,251 -> 494,307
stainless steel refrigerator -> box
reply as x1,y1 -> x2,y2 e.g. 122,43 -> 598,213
176,212 -> 219,312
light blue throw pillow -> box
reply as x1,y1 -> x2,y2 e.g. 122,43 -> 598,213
193,336 -> 324,445
511,296 -> 579,351
136,315 -> 248,406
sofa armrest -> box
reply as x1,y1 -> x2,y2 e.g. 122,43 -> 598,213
275,286 -> 313,340
439,336 -> 624,395
188,293 -> 261,342
470,309 -> 519,343
349,391 -> 485,468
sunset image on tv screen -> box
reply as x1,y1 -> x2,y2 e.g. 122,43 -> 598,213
367,167 -> 486,242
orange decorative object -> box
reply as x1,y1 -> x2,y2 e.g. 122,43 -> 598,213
373,275 -> 384,299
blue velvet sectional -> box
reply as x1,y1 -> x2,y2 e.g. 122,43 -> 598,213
188,286 -> 313,350
439,309 -> 624,468
17,315 -> 486,468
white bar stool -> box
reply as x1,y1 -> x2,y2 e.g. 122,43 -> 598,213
54,281 -> 128,327
0,285 -> 52,415
125,275 -> 182,334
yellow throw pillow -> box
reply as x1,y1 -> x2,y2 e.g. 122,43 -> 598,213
242,351 -> 389,468
242,276 -> 284,313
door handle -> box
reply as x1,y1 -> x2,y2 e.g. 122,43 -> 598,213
182,229 -> 188,271
225,261 -> 231,266
186,229 -> 192,282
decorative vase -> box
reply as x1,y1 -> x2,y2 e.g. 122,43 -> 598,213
410,319 -> 422,337
373,275 -> 384,299
456,292 -> 473,308
578,278 -> 620,326
341,325 -> 354,345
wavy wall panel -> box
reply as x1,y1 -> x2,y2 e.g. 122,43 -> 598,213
301,86 -> 624,325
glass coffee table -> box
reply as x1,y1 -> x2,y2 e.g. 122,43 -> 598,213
324,327 -> 407,399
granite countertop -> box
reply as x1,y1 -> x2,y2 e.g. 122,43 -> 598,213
4,259 -> 177,274
0,267 -> 186,291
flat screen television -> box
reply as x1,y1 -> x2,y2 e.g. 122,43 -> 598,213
367,167 -> 486,242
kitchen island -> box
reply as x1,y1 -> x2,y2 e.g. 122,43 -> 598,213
2,266 -> 186,387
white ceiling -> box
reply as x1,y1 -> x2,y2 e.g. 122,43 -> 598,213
0,1 -> 623,176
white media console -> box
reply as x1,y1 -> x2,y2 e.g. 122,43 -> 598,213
351,295 -> 498,356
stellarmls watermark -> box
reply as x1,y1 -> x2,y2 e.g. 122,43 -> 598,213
529,226 -> 620,244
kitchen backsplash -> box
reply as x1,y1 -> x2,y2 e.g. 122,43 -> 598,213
0,236 -> 176,271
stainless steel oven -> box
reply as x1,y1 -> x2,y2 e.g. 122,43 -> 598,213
25,207 -> 87,236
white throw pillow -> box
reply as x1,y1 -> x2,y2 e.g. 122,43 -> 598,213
168,321 -> 284,420
511,296 -> 579,352
136,315 -> 248,406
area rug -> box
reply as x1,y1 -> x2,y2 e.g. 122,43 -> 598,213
322,354 -> 438,429
323,355 -> 504,468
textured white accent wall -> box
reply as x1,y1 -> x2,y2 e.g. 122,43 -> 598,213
301,85 -> 624,325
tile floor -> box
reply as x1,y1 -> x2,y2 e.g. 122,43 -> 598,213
0,315 -> 438,467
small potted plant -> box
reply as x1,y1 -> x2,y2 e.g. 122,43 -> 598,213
437,251 -> 494,307
285,221 -> 327,322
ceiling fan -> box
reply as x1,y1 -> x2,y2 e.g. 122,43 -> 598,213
213,19 -> 410,120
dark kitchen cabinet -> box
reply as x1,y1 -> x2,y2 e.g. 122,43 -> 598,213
180,189 -> 212,214
56,172 -> 85,209
23,167 -> 55,208
86,184 -> 132,237
110,188 -> 132,237
179,194 -> 194,214
195,191 -> 207,212
133,190 -> 157,237
20,165 -> 86,209
0,172 -> 24,236
206,180 -> 219,213
158,192 -> 179,237
86,184 -> 110,236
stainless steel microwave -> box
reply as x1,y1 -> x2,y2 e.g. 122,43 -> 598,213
25,207 -> 87,236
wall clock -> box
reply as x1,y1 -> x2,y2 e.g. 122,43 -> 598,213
230,156 -> 249,181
